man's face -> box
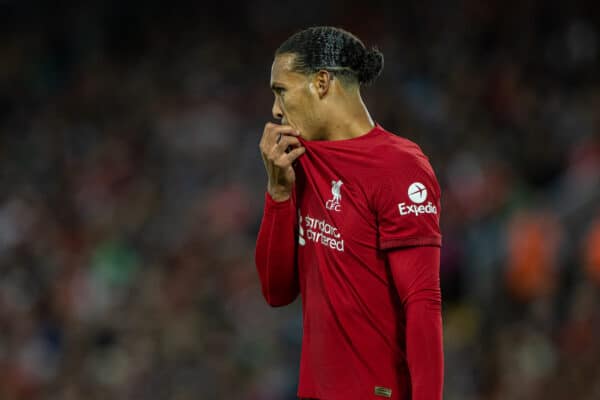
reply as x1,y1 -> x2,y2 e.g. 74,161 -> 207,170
270,54 -> 321,139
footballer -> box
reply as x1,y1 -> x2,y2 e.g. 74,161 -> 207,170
255,26 -> 443,400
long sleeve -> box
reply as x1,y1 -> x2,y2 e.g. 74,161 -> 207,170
388,246 -> 444,400
255,192 -> 300,307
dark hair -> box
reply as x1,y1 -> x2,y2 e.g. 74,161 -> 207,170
275,26 -> 384,86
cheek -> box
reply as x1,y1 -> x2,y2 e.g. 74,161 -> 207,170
279,96 -> 289,112
301,96 -> 319,121
281,89 -> 314,121
280,95 -> 299,116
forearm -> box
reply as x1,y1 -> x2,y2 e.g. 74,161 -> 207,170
405,293 -> 443,399
389,247 -> 444,400
255,192 -> 299,306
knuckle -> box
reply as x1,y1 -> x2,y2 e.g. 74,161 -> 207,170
274,158 -> 287,168
292,149 -> 304,158
265,122 -> 277,133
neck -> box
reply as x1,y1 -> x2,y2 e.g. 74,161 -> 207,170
318,92 -> 375,141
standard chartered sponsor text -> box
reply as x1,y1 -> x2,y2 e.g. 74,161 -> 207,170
301,213 -> 344,252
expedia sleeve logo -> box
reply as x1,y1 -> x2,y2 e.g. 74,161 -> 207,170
398,182 -> 437,216
408,182 -> 427,203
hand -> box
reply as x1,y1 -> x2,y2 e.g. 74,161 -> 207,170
259,122 -> 305,202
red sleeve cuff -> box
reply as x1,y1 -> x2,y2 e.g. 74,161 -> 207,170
264,192 -> 294,212
380,235 -> 442,250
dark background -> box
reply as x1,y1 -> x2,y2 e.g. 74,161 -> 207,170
1,1 -> 599,399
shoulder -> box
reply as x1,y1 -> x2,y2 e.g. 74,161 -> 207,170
370,126 -> 438,184
361,126 -> 441,214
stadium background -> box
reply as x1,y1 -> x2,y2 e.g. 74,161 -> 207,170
1,1 -> 599,399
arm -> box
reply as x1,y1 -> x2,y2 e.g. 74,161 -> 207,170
255,122 -> 305,306
255,192 -> 299,307
389,246 -> 443,400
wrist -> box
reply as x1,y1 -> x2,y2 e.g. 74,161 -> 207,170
267,184 -> 292,202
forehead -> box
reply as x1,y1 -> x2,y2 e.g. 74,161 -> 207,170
270,53 -> 307,86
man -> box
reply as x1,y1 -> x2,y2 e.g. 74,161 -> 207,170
255,26 -> 443,400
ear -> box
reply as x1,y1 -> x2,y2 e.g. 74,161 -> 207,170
312,70 -> 332,99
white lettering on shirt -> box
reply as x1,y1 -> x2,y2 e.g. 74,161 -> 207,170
298,212 -> 344,252
398,201 -> 438,216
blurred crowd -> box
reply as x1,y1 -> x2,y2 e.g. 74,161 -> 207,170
1,1 -> 599,399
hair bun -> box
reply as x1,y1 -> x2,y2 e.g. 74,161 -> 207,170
358,47 -> 384,85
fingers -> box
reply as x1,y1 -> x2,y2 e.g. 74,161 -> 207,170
273,135 -> 301,153
266,135 -> 302,166
260,122 -> 300,152
260,122 -> 305,177
265,122 -> 299,137
273,146 -> 306,168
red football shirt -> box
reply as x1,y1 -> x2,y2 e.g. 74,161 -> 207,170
294,124 -> 442,399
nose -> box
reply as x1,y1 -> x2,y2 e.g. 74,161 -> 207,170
272,97 -> 283,121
